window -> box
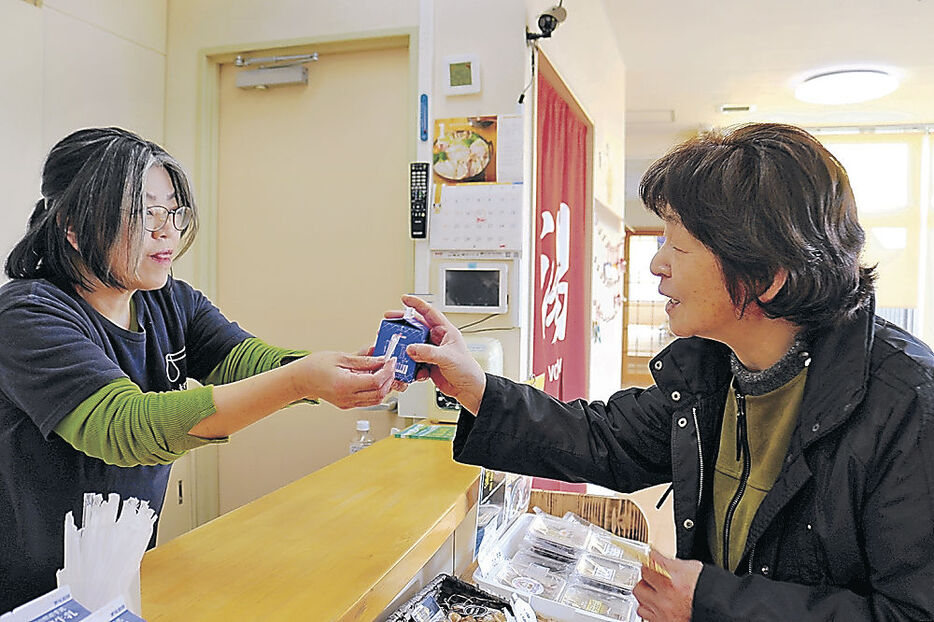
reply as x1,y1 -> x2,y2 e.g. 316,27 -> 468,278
818,130 -> 930,341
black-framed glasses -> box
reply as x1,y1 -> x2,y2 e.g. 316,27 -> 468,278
143,205 -> 193,232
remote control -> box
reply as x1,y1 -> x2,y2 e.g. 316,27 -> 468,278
410,161 -> 429,239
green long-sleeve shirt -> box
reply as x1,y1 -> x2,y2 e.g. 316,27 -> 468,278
53,337 -> 309,467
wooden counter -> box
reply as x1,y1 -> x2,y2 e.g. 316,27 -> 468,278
141,437 -> 481,621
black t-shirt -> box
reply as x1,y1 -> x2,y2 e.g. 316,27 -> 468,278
0,276 -> 251,611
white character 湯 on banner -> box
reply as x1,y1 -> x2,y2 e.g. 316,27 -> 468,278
539,201 -> 570,344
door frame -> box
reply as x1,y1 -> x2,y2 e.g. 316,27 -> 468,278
621,226 -> 666,388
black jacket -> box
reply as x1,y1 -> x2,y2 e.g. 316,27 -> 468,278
453,306 -> 934,621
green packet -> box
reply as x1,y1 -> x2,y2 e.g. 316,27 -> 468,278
394,423 -> 456,441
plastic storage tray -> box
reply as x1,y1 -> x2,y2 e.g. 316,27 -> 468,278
474,513 -> 641,622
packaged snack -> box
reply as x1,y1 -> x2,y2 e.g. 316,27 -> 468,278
525,541 -> 578,564
495,555 -> 566,601
559,581 -> 637,621
573,554 -> 641,594
510,547 -> 573,573
584,526 -> 651,565
523,511 -> 588,559
561,511 -> 592,528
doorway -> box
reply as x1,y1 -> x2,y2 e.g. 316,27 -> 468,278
214,39 -> 412,513
622,228 -> 672,387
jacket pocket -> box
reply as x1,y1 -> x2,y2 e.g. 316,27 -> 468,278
773,509 -> 829,585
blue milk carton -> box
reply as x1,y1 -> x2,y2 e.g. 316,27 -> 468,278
372,314 -> 430,383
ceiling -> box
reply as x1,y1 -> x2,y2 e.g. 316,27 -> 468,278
604,0 -> 934,136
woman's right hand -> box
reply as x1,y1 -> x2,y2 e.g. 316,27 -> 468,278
298,351 -> 396,409
391,295 -> 487,415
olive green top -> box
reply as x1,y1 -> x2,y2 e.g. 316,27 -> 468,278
709,368 -> 808,571
53,337 -> 309,467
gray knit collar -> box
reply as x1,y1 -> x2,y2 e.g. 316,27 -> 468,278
730,334 -> 811,396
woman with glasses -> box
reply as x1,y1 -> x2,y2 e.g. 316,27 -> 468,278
0,127 -> 396,609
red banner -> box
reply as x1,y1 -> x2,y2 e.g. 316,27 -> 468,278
533,73 -> 588,401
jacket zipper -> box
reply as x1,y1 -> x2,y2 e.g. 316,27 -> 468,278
692,406 -> 704,510
722,389 -> 751,571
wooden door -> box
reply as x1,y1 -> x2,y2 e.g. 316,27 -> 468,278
215,42 -> 411,512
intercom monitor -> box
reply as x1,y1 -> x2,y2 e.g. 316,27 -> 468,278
438,262 -> 508,314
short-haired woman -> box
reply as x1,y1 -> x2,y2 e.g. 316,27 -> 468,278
399,124 -> 934,621
0,127 -> 395,609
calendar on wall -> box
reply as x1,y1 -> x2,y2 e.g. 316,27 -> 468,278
429,183 -> 523,251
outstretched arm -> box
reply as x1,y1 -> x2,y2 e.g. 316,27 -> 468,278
190,350 -> 395,438
54,350 -> 396,466
389,295 -> 674,494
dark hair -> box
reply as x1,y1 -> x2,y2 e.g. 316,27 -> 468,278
5,127 -> 198,290
639,122 -> 875,332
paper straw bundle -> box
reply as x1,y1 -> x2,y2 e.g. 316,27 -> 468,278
56,493 -> 157,615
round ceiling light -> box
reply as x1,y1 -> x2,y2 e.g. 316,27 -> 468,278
794,69 -> 898,105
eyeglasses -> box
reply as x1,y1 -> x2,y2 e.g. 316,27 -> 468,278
142,206 -> 193,232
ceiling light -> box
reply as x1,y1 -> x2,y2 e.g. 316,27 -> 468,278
795,69 -> 898,105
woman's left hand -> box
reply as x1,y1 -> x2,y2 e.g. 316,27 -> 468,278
632,550 -> 703,622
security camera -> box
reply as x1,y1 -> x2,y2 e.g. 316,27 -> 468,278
538,5 -> 567,35
528,4 -> 567,40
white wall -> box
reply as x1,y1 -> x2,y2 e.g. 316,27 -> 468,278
428,1 -> 529,381
0,0 -> 167,280
623,129 -> 696,229
525,1 -> 626,214
430,0 -> 629,393
0,2 -> 43,274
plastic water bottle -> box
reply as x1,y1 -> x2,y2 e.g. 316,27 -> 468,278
349,419 -> 374,454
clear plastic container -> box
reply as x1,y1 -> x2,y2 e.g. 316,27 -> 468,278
476,503 -> 503,553
524,512 -> 588,559
474,513 -> 645,622
560,580 -> 637,621
510,547 -> 574,574
583,526 -> 651,565
349,420 -> 373,454
573,554 -> 641,594
495,555 -> 567,600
